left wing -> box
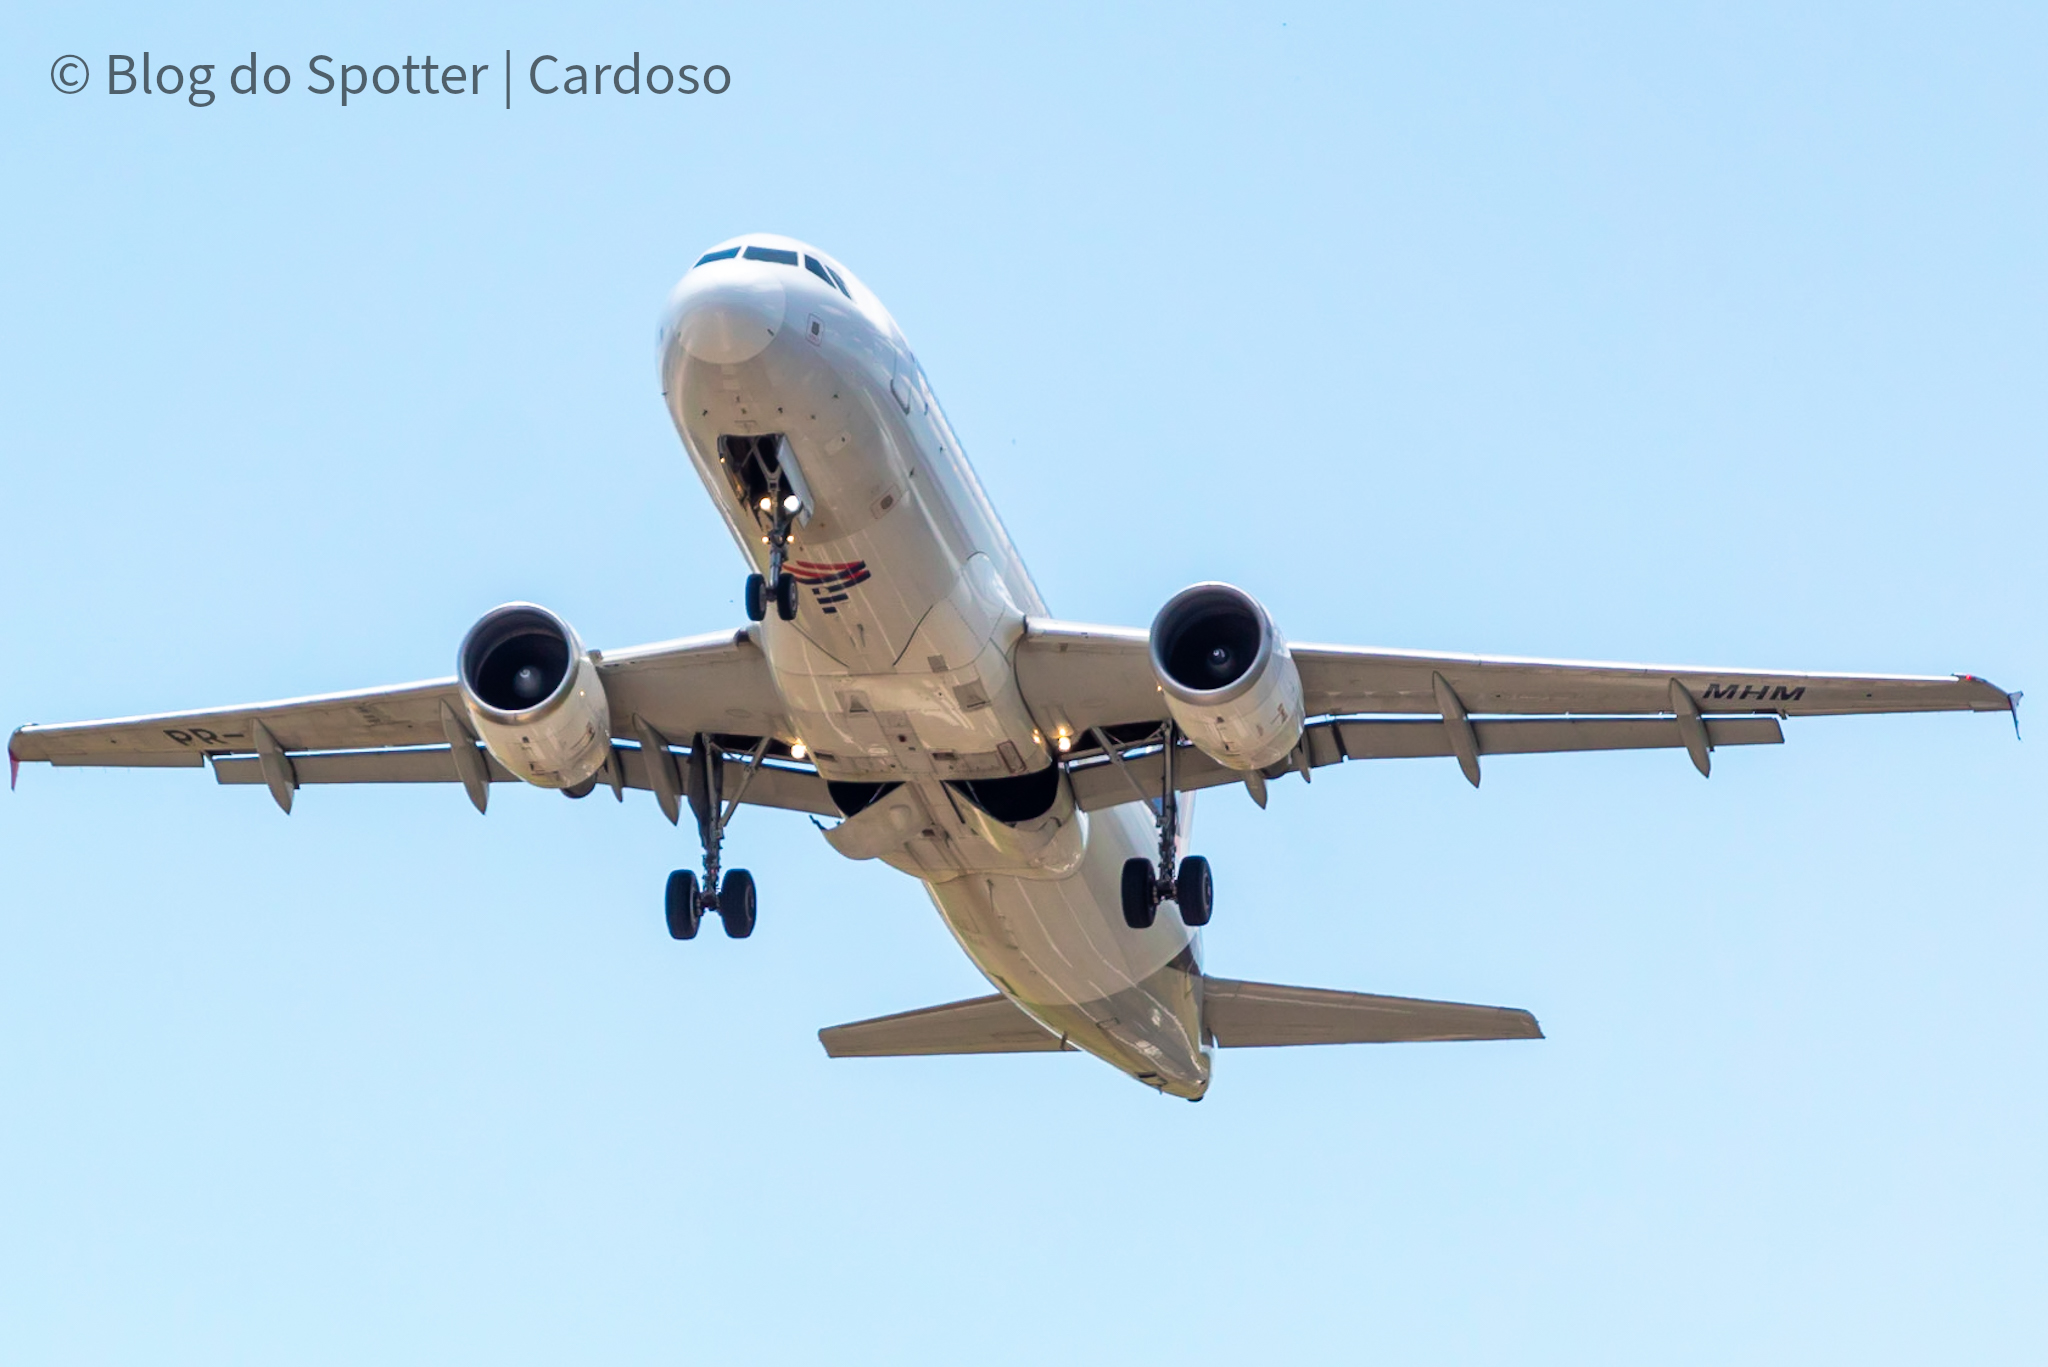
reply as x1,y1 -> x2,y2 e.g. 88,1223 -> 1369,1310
9,628 -> 835,817
1014,619 -> 2016,808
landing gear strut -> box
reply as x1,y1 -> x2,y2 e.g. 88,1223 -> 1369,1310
743,483 -> 802,623
1117,723 -> 1214,930
665,734 -> 771,941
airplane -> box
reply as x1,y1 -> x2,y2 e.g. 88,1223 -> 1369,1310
8,233 -> 2019,1101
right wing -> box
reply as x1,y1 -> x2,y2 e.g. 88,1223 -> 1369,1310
9,628 -> 835,817
1015,620 -> 2014,732
1014,618 -> 2015,810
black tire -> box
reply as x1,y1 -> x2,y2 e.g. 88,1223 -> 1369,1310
1176,855 -> 1213,927
775,573 -> 800,621
719,868 -> 757,939
1121,857 -> 1157,930
744,574 -> 767,623
665,870 -> 701,940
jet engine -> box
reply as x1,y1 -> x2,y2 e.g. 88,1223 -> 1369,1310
1149,583 -> 1304,772
457,603 -> 612,789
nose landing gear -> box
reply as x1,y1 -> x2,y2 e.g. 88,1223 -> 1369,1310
742,570 -> 801,624
743,486 -> 803,623
1112,724 -> 1215,931
664,735 -> 770,941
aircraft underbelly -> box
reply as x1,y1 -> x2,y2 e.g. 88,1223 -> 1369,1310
923,802 -> 1211,1097
669,301 -> 1052,785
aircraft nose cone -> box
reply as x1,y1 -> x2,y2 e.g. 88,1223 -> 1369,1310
670,267 -> 787,364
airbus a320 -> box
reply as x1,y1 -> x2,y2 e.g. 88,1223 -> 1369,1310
11,235 -> 2018,1099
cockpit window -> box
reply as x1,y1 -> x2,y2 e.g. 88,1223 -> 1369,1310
803,254 -> 851,298
700,243 -> 850,294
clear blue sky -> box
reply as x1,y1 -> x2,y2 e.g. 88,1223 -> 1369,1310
3,4 -> 2042,1363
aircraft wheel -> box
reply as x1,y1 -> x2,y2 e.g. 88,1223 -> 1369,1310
665,870 -> 702,940
1121,857 -> 1157,930
775,574 -> 800,621
1176,855 -> 1213,927
720,869 -> 757,938
744,574 -> 767,623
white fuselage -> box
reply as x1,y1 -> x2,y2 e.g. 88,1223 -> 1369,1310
658,235 -> 1209,1098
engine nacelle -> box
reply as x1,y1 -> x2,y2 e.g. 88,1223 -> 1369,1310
1149,583 -> 1304,772
457,603 -> 612,789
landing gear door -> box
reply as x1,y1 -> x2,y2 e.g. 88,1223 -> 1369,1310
770,435 -> 816,527
717,433 -> 815,530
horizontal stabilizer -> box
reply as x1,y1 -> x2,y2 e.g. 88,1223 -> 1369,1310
819,993 -> 1073,1058
1204,978 -> 1542,1047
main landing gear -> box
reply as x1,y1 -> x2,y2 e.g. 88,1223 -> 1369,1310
743,484 -> 802,623
1118,724 -> 1214,931
665,867 -> 756,940
665,734 -> 770,941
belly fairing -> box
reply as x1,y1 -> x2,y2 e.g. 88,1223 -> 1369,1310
766,553 -> 1052,786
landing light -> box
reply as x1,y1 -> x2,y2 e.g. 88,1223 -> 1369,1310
1055,734 -> 1072,753
782,494 -> 801,514
758,497 -> 773,512
790,741 -> 808,760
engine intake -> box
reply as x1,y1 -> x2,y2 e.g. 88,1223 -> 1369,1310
1149,583 -> 1304,772
457,603 -> 612,789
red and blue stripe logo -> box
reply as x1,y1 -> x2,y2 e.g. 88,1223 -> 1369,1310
786,560 -> 871,613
